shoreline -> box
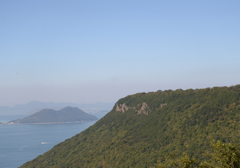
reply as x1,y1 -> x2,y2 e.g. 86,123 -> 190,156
0,119 -> 98,125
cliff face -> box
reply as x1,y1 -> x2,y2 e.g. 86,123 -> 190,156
115,102 -> 152,114
20,85 -> 240,168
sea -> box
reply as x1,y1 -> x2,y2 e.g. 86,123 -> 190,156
0,113 -> 106,168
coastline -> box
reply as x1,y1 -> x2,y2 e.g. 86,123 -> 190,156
0,119 -> 98,125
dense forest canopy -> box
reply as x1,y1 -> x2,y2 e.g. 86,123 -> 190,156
20,85 -> 240,168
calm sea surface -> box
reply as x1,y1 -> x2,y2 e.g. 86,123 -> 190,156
0,113 -> 106,168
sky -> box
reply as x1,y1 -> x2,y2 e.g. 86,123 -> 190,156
0,0 -> 240,106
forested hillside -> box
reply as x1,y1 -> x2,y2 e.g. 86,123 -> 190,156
20,85 -> 240,168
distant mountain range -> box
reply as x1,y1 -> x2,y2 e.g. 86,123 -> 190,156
0,101 -> 115,115
9,106 -> 98,124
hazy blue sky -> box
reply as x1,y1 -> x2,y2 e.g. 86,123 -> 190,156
0,0 -> 240,106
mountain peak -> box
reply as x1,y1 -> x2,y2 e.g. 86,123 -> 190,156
10,106 -> 98,124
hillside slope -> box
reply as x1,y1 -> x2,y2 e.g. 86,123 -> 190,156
20,85 -> 240,167
10,106 -> 98,124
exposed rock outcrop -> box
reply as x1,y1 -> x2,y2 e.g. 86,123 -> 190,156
115,103 -> 129,112
115,102 -> 151,115
137,102 -> 151,115
160,103 -> 167,109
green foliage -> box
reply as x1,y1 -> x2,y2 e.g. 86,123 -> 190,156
200,140 -> 240,168
20,85 -> 240,168
158,153 -> 198,168
159,140 -> 240,168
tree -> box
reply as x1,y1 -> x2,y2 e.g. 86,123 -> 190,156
158,140 -> 240,168
158,153 -> 198,168
200,140 -> 240,168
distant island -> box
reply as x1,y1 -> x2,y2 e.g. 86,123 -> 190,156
8,106 -> 98,124
0,101 -> 115,115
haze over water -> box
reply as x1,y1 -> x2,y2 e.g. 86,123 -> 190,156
0,113 -> 106,168
1,1 -> 239,107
